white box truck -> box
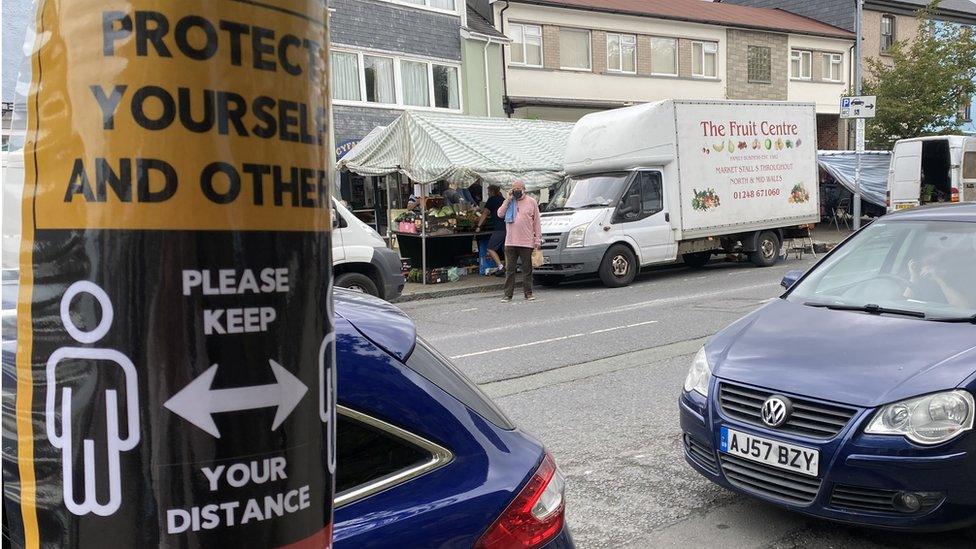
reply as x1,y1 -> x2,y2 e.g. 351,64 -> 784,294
887,135 -> 976,212
538,100 -> 821,288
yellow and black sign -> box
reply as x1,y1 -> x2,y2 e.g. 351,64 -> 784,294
12,1 -> 335,547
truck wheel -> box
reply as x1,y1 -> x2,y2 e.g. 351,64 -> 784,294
750,232 -> 780,267
682,252 -> 712,268
535,274 -> 562,287
599,244 -> 637,288
336,272 -> 379,297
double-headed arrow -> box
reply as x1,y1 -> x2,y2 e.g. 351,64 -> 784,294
164,360 -> 307,438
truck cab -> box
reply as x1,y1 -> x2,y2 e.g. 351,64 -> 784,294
331,199 -> 404,300
888,135 -> 976,211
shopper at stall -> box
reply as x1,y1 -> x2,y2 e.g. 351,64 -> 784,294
476,185 -> 506,276
469,179 -> 484,206
497,181 -> 542,301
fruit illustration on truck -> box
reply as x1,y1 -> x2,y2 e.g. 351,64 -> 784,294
691,188 -> 721,211
788,183 -> 811,204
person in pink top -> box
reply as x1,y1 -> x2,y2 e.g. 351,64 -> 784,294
497,180 -> 542,301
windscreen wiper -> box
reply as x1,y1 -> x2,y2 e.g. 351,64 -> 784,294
803,302 -> 926,318
927,313 -> 976,324
577,203 -> 609,209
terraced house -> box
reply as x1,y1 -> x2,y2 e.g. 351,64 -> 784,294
492,0 -> 856,148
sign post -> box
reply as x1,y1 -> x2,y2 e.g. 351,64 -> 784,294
10,1 -> 336,547
840,95 -> 876,231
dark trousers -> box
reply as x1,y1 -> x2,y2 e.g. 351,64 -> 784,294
503,246 -> 533,298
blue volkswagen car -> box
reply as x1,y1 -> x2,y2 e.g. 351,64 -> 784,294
680,204 -> 976,533
333,289 -> 574,547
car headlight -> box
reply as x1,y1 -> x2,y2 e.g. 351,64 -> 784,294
566,223 -> 589,248
683,347 -> 712,397
865,390 -> 975,445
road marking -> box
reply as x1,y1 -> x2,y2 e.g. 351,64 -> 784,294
429,281 -> 777,343
452,321 -> 660,359
451,333 -> 587,359
457,307 -> 479,313
590,320 -> 659,334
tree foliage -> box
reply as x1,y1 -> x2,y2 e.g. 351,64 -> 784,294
863,2 -> 976,148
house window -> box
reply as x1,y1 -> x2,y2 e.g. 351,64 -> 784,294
331,51 -> 361,102
332,50 -> 461,111
560,28 -> 591,70
747,46 -> 771,83
881,14 -> 896,53
650,37 -> 677,75
607,33 -> 637,73
692,41 -> 718,78
364,55 -> 396,104
508,23 -> 543,67
822,53 -> 843,82
397,0 -> 456,12
790,49 -> 812,79
959,97 -> 973,123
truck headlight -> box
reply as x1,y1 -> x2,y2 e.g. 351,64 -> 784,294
865,390 -> 974,445
683,347 -> 712,397
566,223 -> 589,248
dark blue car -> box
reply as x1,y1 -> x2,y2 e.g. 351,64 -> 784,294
680,203 -> 976,533
333,289 -> 574,548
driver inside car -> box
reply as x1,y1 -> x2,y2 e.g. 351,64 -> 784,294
904,236 -> 976,310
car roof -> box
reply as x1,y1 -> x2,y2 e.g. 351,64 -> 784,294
334,289 -> 416,361
884,202 -> 976,223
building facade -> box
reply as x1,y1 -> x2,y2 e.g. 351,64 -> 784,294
493,0 -> 855,148
722,0 -> 976,135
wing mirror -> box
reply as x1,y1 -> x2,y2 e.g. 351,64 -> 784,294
780,269 -> 804,289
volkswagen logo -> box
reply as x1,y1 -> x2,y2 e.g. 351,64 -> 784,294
761,396 -> 792,428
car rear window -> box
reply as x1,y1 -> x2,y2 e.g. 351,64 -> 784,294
335,413 -> 430,494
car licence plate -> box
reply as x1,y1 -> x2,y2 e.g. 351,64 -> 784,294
543,256 -> 551,265
894,203 -> 915,211
719,426 -> 819,477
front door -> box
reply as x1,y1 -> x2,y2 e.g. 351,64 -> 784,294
613,171 -> 674,265
963,138 -> 976,202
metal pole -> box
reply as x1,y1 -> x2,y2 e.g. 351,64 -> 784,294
853,0 -> 864,230
421,182 -> 427,285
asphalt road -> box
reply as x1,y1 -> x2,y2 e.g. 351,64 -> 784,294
398,257 -> 973,549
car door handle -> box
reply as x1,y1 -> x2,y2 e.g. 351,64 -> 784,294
664,212 -> 670,223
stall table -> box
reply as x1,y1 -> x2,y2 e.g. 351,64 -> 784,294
393,231 -> 481,269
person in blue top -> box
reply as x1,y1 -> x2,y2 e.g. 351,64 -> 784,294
476,185 -> 506,276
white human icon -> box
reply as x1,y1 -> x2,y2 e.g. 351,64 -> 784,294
45,281 -> 139,517
318,332 -> 336,475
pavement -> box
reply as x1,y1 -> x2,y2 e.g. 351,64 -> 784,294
396,254 -> 972,548
395,223 -> 853,303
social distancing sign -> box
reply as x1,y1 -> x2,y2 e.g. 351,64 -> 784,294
10,1 -> 335,547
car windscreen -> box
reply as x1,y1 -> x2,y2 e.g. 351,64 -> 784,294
787,220 -> 976,319
545,172 -> 630,211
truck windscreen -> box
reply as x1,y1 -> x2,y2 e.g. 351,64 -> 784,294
546,172 -> 630,211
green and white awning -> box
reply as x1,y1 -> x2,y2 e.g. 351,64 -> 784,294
337,110 -> 573,190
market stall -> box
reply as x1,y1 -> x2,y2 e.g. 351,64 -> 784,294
817,150 -> 891,208
337,110 -> 573,284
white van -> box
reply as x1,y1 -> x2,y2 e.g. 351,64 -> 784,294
1,150 -> 403,300
887,135 -> 976,211
538,100 -> 821,288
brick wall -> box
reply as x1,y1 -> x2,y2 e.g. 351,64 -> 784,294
592,30 -> 608,74
817,113 -> 840,150
636,35 -> 653,76
542,25 -> 561,69
726,29 -> 788,100
861,9 -> 921,70
678,38 -> 694,78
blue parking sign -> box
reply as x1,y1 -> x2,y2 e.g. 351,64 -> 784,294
842,98 -> 851,108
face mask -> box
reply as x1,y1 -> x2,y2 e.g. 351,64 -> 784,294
513,190 -> 523,199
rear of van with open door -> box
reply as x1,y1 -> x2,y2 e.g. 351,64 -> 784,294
963,137 -> 976,202
888,139 -> 922,211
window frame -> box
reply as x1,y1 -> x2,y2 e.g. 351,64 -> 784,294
333,405 -> 453,508
957,96 -> 973,123
692,40 -> 719,79
881,14 -> 896,54
606,32 -> 637,74
747,45 -> 772,84
613,170 -> 664,223
331,47 -> 463,113
559,27 -> 592,71
650,36 -> 678,76
375,0 -> 458,16
790,49 -> 812,80
508,22 -> 543,68
822,52 -> 843,82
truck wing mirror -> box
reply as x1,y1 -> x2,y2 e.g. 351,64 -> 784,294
781,269 -> 804,289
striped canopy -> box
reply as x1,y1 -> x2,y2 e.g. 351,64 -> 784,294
337,110 -> 574,190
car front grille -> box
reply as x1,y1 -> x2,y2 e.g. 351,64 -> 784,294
541,234 -> 561,250
719,453 -> 822,505
719,383 -> 858,439
830,484 -> 942,515
684,435 -> 718,474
